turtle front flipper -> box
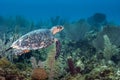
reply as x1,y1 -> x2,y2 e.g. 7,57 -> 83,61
54,39 -> 61,59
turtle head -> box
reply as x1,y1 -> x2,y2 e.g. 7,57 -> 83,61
51,25 -> 64,35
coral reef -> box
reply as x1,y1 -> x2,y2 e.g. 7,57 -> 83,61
67,56 -> 77,75
93,26 -> 120,51
0,57 -> 11,68
87,13 -> 107,31
0,14 -> 120,80
45,43 -> 56,80
103,35 -> 119,60
0,57 -> 26,80
64,19 -> 91,41
30,57 -> 48,80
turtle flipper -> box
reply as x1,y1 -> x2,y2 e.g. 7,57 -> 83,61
55,40 -> 61,59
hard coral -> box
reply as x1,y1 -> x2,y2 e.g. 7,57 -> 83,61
0,67 -> 25,80
31,68 -> 48,80
64,19 -> 90,41
93,26 -> 120,51
85,65 -> 114,80
93,13 -> 106,23
0,57 -> 11,68
87,13 -> 107,31
67,57 -> 76,75
103,35 -> 119,60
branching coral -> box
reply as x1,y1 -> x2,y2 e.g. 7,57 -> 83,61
30,43 -> 66,80
30,42 -> 61,80
0,35 -> 12,57
64,19 -> 90,41
0,33 -> 20,58
30,57 -> 38,69
93,26 -> 120,51
103,35 -> 119,60
45,43 -> 56,80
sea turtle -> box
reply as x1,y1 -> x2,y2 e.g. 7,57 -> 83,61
5,25 -> 64,56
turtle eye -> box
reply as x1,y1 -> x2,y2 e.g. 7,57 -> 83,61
57,26 -> 62,29
59,26 -> 62,29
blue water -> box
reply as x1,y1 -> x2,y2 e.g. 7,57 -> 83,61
0,0 -> 120,24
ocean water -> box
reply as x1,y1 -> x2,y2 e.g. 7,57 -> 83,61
0,0 -> 120,80
0,0 -> 120,24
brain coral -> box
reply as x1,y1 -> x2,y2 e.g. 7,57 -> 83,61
31,68 -> 48,80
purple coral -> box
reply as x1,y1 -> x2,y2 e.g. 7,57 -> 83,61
67,57 -> 76,75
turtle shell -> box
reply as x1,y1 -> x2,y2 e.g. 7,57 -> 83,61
11,29 -> 55,50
